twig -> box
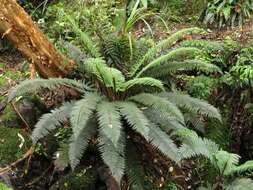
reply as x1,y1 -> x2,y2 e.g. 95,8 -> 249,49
10,102 -> 32,133
0,147 -> 35,175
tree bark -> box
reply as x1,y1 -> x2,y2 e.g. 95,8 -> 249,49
0,0 -> 76,78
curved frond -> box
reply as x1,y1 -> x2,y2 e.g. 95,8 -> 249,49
230,160 -> 253,175
97,101 -> 122,147
8,78 -> 90,102
70,92 -> 101,139
69,118 -> 97,169
173,128 -> 219,159
146,60 -> 222,78
159,92 -> 222,122
148,123 -> 181,163
99,129 -> 125,183
32,102 -> 74,144
129,93 -> 185,124
211,150 -> 240,176
120,77 -> 165,91
136,47 -> 201,77
130,27 -> 204,77
117,101 -> 150,139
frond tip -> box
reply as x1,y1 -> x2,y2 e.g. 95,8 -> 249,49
8,78 -> 90,102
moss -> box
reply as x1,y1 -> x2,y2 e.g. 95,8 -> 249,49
0,183 -> 13,190
0,97 -> 19,127
0,127 -> 32,165
49,167 -> 98,190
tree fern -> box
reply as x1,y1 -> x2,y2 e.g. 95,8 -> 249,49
117,101 -> 150,139
129,93 -> 185,124
136,47 -> 201,77
8,78 -> 91,102
97,101 -> 122,147
32,102 -> 74,144
70,92 -> 101,139
159,92 -> 222,121
69,118 -> 97,169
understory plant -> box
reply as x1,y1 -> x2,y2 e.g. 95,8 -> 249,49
198,150 -> 253,190
200,0 -> 253,28
8,26 -> 237,189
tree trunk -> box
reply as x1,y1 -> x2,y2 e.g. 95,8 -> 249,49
0,0 -> 76,78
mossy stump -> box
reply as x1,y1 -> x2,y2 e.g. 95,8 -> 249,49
0,127 -> 32,165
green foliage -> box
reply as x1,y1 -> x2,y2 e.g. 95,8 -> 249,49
8,26 -> 222,188
0,127 -> 32,165
0,183 -> 13,190
186,75 -> 218,100
200,0 -> 253,28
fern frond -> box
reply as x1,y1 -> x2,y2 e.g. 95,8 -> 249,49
181,40 -> 225,52
84,58 -> 125,91
117,101 -> 150,139
148,122 -> 181,163
97,101 -> 122,147
70,92 -> 101,139
173,128 -> 219,159
8,78 -> 90,102
129,93 -> 185,124
143,108 -> 185,132
211,151 -> 240,176
230,160 -> 253,175
69,118 -> 97,169
32,102 -> 74,144
146,60 -> 222,78
159,92 -> 222,122
99,129 -> 125,183
136,47 -> 201,77
225,178 -> 253,190
130,27 -> 204,77
120,77 -> 165,91
65,13 -> 101,58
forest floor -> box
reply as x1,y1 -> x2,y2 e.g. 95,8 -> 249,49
1,16 -> 253,189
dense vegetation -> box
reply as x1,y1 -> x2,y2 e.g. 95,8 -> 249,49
1,0 -> 253,190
